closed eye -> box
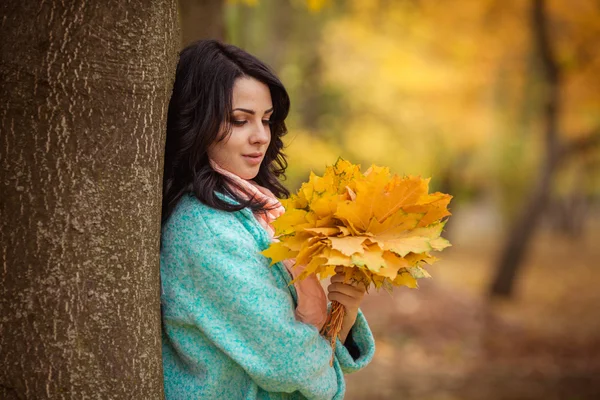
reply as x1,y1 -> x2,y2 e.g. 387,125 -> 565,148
230,119 -> 272,126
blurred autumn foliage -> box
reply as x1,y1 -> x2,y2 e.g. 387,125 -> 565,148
181,0 -> 600,398
224,0 -> 599,198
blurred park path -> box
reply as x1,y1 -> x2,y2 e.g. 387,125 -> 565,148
346,201 -> 600,400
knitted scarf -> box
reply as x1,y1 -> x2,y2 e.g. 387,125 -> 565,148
210,160 -> 327,331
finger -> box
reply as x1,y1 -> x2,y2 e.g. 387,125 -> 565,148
327,291 -> 362,309
330,272 -> 359,284
335,266 -> 344,274
330,275 -> 368,292
328,282 -> 366,298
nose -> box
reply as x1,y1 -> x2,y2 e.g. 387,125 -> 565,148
250,120 -> 270,145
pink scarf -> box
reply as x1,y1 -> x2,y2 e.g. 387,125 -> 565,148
210,160 -> 327,331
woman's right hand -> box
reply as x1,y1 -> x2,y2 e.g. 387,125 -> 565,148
326,267 -> 368,343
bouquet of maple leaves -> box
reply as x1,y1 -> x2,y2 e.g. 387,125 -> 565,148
262,159 -> 452,354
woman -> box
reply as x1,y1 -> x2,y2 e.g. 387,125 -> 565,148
160,40 -> 375,400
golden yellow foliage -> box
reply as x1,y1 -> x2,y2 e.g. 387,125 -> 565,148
227,0 -> 329,13
226,0 -> 258,6
306,0 -> 329,13
316,0 -> 600,193
262,159 -> 452,290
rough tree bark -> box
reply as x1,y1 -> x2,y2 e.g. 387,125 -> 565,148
179,0 -> 225,46
488,0 -> 599,297
0,1 -> 179,398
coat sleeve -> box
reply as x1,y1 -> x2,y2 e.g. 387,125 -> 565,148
161,205 -> 346,400
334,309 -> 376,374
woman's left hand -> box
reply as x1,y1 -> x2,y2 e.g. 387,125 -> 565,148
326,266 -> 368,343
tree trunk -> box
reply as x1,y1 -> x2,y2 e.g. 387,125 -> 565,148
489,159 -> 557,297
0,1 -> 179,398
489,0 -> 560,298
179,0 -> 225,46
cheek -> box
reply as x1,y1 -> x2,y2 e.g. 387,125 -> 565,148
207,142 -> 227,163
208,138 -> 240,163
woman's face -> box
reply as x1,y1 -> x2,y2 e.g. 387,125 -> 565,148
208,77 -> 273,180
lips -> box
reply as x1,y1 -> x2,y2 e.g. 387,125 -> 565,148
242,152 -> 264,165
243,152 -> 264,158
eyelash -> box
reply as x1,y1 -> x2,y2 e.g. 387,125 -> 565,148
231,120 -> 272,127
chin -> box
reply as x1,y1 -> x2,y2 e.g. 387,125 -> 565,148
239,169 -> 259,180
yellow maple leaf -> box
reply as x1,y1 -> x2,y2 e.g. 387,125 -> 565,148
335,200 -> 370,233
300,172 -> 336,206
337,226 -> 352,236
334,168 -> 391,232
393,269 -> 418,288
323,247 -> 354,267
351,244 -> 387,273
403,192 -> 452,227
290,256 -> 328,284
371,274 -> 387,289
272,208 -> 308,236
318,264 -> 337,280
328,158 -> 363,193
404,252 -> 439,266
429,236 -> 452,251
295,240 -> 327,266
366,210 -> 422,237
408,266 -> 431,279
328,236 -> 368,256
282,195 -> 308,211
376,221 -> 448,257
303,227 -> 341,236
263,158 -> 452,294
261,242 -> 298,265
310,192 -> 342,218
357,165 -> 391,196
282,231 -> 314,252
375,176 -> 429,222
379,251 -> 409,279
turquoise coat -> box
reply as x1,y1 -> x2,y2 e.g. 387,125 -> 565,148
160,193 -> 376,399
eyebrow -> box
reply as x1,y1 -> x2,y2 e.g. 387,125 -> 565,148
232,107 -> 274,115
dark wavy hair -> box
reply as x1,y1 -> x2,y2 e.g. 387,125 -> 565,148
161,40 -> 290,224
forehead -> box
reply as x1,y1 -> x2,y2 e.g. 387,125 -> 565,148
232,77 -> 272,108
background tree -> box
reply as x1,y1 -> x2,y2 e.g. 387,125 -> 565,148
489,0 -> 600,297
179,0 -> 225,45
0,1 -> 179,398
